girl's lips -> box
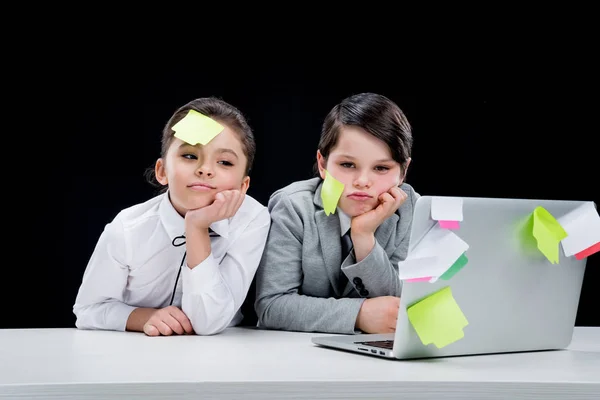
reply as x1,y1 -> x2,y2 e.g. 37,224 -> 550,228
188,183 -> 215,191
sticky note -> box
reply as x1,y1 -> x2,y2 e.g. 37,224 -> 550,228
557,202 -> 600,259
321,170 -> 344,216
532,206 -> 568,264
407,286 -> 469,349
398,225 -> 469,281
440,252 -> 468,280
575,242 -> 600,260
172,109 -> 224,145
405,276 -> 433,282
431,197 -> 463,229
439,220 -> 460,230
518,213 -> 538,254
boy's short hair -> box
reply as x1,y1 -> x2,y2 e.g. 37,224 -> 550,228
315,92 -> 413,176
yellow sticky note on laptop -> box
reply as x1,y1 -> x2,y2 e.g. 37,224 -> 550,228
532,206 -> 568,264
321,170 -> 344,216
172,110 -> 224,145
407,286 -> 468,349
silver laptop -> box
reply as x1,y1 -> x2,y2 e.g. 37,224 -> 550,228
312,195 -> 594,359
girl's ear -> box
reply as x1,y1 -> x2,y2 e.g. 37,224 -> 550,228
155,158 -> 168,186
240,176 -> 250,194
316,150 -> 327,179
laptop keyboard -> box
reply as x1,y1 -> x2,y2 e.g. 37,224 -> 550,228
355,339 -> 394,349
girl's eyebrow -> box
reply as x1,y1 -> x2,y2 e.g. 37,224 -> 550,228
176,144 -> 238,159
215,148 -> 239,159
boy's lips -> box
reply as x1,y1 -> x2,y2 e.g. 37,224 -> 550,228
347,192 -> 373,201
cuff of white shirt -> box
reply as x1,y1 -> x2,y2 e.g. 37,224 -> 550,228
182,254 -> 220,293
110,302 -> 138,332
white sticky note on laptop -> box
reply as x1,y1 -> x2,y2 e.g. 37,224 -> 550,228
557,202 -> 600,257
398,224 -> 469,282
431,197 -> 463,229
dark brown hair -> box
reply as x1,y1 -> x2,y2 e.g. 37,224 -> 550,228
146,97 -> 256,186
315,92 -> 413,177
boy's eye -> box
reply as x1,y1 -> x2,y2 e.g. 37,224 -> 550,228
218,160 -> 233,166
340,162 -> 354,168
182,154 -> 197,160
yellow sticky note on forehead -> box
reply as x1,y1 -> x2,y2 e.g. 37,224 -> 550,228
321,170 -> 344,216
172,109 -> 224,145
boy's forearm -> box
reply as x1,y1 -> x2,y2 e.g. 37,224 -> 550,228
184,225 -> 212,268
352,232 -> 376,262
126,307 -> 156,332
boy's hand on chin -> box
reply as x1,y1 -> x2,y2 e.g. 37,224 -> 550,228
351,186 -> 408,235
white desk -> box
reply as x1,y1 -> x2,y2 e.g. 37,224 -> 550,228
1,327 -> 599,399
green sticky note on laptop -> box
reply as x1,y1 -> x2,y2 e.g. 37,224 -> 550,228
407,286 -> 468,349
321,170 -> 344,216
532,206 -> 568,264
172,109 -> 224,145
440,252 -> 468,280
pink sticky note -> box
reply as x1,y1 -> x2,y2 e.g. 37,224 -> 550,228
575,241 -> 600,260
405,276 -> 433,282
439,220 -> 460,229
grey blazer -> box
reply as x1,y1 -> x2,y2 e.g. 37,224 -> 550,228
254,177 -> 419,334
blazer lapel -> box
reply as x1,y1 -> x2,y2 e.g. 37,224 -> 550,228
314,184 -> 344,297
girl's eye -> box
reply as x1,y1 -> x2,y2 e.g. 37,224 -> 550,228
340,162 -> 354,168
182,154 -> 197,160
218,160 -> 233,166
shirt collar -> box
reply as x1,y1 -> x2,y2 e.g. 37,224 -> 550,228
337,207 -> 351,237
159,191 -> 230,240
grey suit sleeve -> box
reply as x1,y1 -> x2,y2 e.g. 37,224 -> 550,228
255,192 -> 365,334
341,188 -> 419,298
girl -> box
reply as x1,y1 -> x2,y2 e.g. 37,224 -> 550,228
73,97 -> 271,336
255,92 -> 419,334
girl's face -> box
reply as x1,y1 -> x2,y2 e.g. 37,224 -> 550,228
317,125 -> 408,217
155,122 -> 249,216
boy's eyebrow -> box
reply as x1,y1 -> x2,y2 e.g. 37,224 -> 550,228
336,154 -> 394,163
375,158 -> 395,163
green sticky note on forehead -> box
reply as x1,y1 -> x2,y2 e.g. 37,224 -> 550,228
172,109 -> 224,145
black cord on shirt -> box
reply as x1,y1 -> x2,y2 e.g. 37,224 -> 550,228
169,229 -> 219,306
170,235 -> 187,306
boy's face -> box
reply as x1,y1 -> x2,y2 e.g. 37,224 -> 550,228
318,125 -> 407,217
155,122 -> 250,216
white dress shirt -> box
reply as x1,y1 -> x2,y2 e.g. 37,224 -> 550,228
73,191 -> 271,335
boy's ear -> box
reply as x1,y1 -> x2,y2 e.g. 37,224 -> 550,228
155,158 -> 168,186
399,157 -> 412,185
316,150 -> 326,180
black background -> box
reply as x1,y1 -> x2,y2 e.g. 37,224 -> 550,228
7,35 -> 597,330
